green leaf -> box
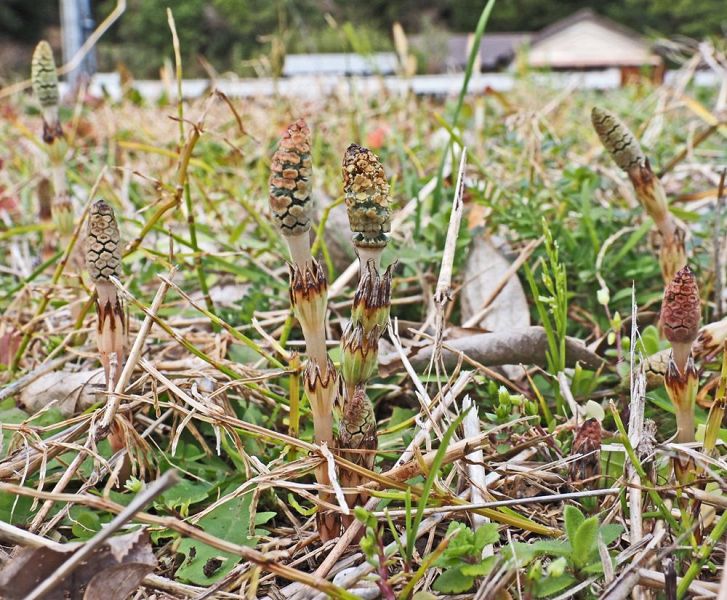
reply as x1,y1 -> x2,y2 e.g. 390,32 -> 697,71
533,573 -> 578,597
460,556 -> 496,576
175,488 -> 273,585
600,524 -> 623,546
433,567 -> 475,594
529,540 -> 572,557
563,504 -> 585,544
474,523 -> 499,548
0,490 -> 32,525
155,478 -> 213,514
572,516 -> 599,568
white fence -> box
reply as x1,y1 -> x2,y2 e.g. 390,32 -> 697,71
68,69 -> 722,101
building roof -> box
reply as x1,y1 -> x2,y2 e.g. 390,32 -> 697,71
445,33 -> 530,71
528,9 -> 661,68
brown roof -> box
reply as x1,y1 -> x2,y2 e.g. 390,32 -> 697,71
445,33 -> 530,70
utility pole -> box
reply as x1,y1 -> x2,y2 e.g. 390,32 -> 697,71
60,0 -> 96,90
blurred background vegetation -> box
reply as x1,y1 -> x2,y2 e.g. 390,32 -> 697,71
0,0 -> 725,78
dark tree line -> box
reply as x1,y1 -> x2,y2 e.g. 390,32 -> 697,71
1,0 -> 725,77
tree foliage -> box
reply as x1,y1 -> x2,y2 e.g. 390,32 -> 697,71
2,0 -> 725,76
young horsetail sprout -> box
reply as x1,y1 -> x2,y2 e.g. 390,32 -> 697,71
86,200 -> 128,457
269,119 -> 314,268
591,107 -> 686,282
31,40 -> 72,235
86,200 -> 126,387
31,41 -> 62,145
338,143 -> 393,526
342,143 -> 391,271
660,266 -> 700,481
269,120 -> 340,541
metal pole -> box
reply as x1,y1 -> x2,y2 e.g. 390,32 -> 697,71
60,0 -> 96,91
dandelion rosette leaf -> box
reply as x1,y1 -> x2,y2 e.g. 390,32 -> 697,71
660,266 -> 701,372
269,119 -> 313,235
31,41 -> 63,144
568,418 -> 602,489
342,143 -> 391,248
591,107 -> 646,172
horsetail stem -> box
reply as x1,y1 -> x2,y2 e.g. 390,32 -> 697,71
336,144 -> 394,526
338,384 -> 377,531
660,266 -> 701,481
591,107 -> 686,282
270,120 -> 342,541
86,199 -> 126,388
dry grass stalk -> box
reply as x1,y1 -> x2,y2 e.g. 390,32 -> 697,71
660,265 -> 701,480
86,199 -> 127,454
591,107 -> 686,282
270,120 -> 340,541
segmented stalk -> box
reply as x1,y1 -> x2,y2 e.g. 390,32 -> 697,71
338,384 -> 377,530
86,200 -> 128,458
660,266 -> 701,481
591,107 -> 686,282
86,200 -> 126,387
337,142 -> 394,524
269,120 -> 342,541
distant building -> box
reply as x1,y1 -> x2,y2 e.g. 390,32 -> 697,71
282,53 -> 398,77
444,32 -> 531,72
438,9 -> 663,84
527,9 -> 663,83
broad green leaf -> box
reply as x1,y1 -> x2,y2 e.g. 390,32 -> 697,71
563,505 -> 585,544
534,573 -> 578,597
0,490 -> 32,525
154,478 -> 213,514
572,516 -> 599,568
460,556 -> 496,577
474,523 -> 499,548
433,567 -> 475,594
175,488 -> 274,585
600,524 -> 623,546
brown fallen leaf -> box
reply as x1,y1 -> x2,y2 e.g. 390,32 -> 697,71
459,235 -> 530,332
18,368 -> 105,417
0,529 -> 156,600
